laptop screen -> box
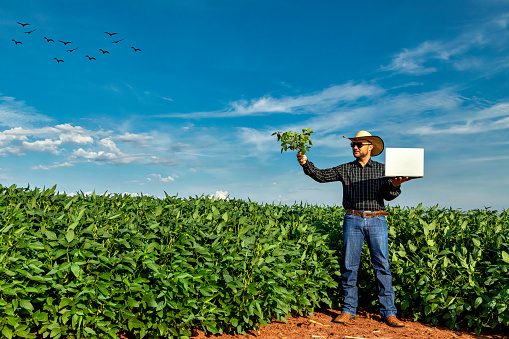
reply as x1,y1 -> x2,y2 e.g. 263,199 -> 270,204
384,148 -> 424,178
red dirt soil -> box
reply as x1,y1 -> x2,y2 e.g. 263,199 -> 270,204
189,308 -> 509,339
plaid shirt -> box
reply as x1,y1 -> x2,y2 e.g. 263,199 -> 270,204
302,159 -> 401,211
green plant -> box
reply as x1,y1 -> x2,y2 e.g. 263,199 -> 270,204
0,184 -> 338,339
385,205 -> 509,335
272,129 -> 314,155
0,184 -> 507,337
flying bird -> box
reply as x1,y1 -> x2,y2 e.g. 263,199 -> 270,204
66,47 -> 78,52
85,55 -> 96,60
24,29 -> 37,34
17,22 -> 30,27
12,39 -> 22,45
54,58 -> 64,63
99,49 -> 110,54
104,32 -> 118,36
131,47 -> 141,52
44,37 -> 54,42
59,40 -> 72,45
111,38 -> 124,43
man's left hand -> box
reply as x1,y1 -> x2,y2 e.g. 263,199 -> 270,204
389,177 -> 411,187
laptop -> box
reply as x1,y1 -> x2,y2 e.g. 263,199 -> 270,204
383,148 -> 424,179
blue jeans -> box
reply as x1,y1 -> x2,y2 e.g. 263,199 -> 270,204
341,214 -> 397,318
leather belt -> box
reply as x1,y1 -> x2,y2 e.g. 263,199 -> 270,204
346,209 -> 390,218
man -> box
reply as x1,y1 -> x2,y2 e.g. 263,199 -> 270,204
296,130 -> 410,328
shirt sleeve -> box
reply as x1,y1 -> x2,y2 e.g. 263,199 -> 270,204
379,179 -> 401,201
302,161 -> 343,183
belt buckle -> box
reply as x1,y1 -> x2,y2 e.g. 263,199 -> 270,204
362,211 -> 369,218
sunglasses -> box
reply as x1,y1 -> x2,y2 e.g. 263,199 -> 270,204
350,141 -> 372,148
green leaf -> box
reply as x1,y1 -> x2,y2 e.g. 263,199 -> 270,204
502,251 -> 509,263
44,230 -> 58,241
34,311 -> 48,322
6,317 -> 19,327
50,326 -> 61,337
71,208 -> 86,228
65,229 -> 75,243
20,300 -> 34,311
474,297 -> 483,308
425,294 -> 437,302
127,298 -> 140,307
70,263 -> 80,278
72,314 -> 81,328
28,242 -> 45,250
0,225 -> 13,233
2,326 -> 13,339
84,327 -> 97,335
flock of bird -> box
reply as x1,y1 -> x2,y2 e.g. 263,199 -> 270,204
11,21 -> 142,64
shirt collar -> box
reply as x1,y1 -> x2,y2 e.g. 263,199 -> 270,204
354,158 -> 374,167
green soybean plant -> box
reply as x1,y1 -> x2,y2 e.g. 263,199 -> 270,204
272,128 -> 314,155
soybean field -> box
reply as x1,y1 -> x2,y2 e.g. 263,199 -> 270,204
0,184 -> 507,338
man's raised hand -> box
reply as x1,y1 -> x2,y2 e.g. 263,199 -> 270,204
297,151 -> 307,166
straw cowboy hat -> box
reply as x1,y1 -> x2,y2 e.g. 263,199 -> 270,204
343,131 -> 384,156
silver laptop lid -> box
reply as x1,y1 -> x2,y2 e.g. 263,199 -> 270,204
384,148 -> 424,178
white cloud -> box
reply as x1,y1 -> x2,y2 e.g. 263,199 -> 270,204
0,124 -> 97,152
70,147 -> 177,166
410,101 -> 509,135
237,127 -> 276,153
114,132 -> 154,148
159,83 -> 384,118
59,131 -> 94,144
0,95 -> 52,128
22,139 -> 62,154
147,173 -> 177,183
0,147 -> 21,156
465,155 -> 509,162
0,127 -> 29,146
98,138 -> 121,153
452,57 -> 485,71
381,13 -> 509,75
294,88 -> 469,136
301,107 -> 372,134
412,116 -> 509,135
312,133 -> 347,149
380,90 -> 465,115
72,148 -> 120,162
381,41 -> 442,75
231,83 -> 384,115
381,34 -> 486,75
71,148 -> 168,166
0,123 -> 180,166
236,87 -> 479,151
31,162 -> 75,170
212,190 -> 229,200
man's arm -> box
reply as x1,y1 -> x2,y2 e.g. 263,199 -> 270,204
380,177 -> 411,201
297,151 -> 343,183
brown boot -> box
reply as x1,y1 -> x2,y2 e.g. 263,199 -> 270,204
385,316 -> 405,327
332,312 -> 356,325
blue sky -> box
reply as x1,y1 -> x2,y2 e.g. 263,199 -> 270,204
1,0 -> 508,211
